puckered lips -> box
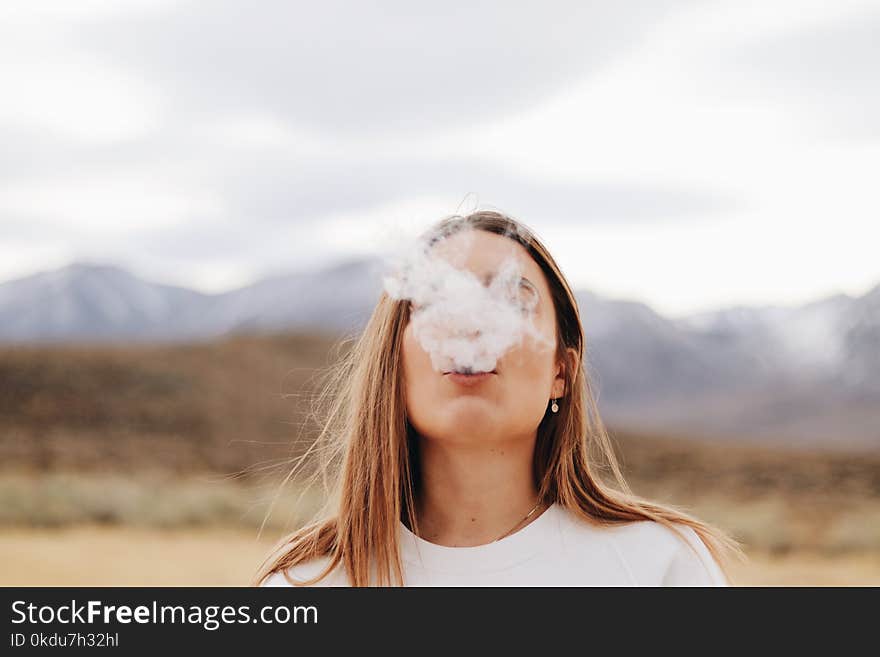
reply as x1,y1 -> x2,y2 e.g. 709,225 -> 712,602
442,366 -> 498,386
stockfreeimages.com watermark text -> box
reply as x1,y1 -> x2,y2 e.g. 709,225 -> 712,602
11,599 -> 317,632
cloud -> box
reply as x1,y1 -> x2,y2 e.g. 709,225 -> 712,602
189,149 -> 738,227
81,0 -> 695,135
709,7 -> 880,138
1,145 -> 738,231
0,12 -> 163,141
5,0 -> 871,314
0,137 -> 739,293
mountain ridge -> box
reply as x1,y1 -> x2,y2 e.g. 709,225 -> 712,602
2,259 -> 877,449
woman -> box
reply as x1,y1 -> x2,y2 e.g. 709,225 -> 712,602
254,210 -> 746,586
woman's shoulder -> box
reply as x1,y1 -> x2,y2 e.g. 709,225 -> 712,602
259,555 -> 349,587
605,519 -> 729,586
556,509 -> 728,586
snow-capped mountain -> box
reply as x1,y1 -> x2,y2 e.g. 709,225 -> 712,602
0,260 -> 877,448
576,290 -> 774,401
205,258 -> 385,335
840,283 -> 880,391
0,262 -> 213,342
674,287 -> 880,392
0,259 -> 384,343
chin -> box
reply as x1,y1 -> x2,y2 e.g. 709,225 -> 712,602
442,405 -> 501,438
414,403 -> 499,442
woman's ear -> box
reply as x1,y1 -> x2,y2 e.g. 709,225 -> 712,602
551,347 -> 576,399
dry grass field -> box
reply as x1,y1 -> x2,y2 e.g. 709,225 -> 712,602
1,525 -> 878,587
1,332 -> 878,586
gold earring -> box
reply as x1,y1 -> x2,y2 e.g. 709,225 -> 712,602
551,398 -> 559,413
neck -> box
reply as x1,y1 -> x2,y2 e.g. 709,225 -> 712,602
412,432 -> 543,547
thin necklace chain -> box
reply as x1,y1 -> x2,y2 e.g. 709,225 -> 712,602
413,500 -> 546,543
493,499 -> 543,543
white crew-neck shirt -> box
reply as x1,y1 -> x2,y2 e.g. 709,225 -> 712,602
261,503 -> 729,587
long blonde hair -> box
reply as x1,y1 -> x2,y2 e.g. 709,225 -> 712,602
251,210 -> 746,586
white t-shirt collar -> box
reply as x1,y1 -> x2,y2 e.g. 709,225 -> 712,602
397,502 -> 561,575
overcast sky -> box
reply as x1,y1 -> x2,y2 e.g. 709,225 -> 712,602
2,0 -> 878,317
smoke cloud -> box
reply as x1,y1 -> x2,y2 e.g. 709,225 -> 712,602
382,225 -> 553,374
